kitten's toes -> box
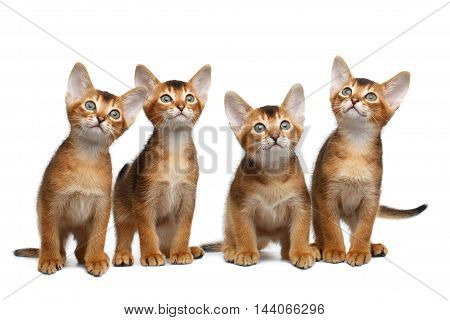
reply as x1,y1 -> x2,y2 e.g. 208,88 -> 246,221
113,250 -> 134,267
322,248 -> 346,264
223,248 -> 236,263
289,251 -> 316,269
38,257 -> 65,275
371,243 -> 388,257
234,251 -> 259,266
346,250 -> 371,267
85,253 -> 110,277
170,251 -> 194,265
310,244 -> 322,261
190,246 -> 205,259
140,253 -> 165,266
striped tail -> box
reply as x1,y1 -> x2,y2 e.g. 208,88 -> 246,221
378,204 -> 428,219
14,248 -> 39,258
200,241 -> 222,252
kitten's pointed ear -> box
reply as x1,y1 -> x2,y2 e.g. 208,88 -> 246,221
135,65 -> 160,97
382,71 -> 410,110
66,63 -> 94,105
281,83 -> 306,127
120,87 -> 147,127
224,91 -> 252,134
331,56 -> 352,96
189,64 -> 211,105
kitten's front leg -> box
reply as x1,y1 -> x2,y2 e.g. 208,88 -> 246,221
170,185 -> 203,264
289,202 -> 319,269
84,200 -> 110,277
313,198 -> 346,263
346,199 -> 378,267
229,206 -> 259,267
38,204 -> 64,275
136,203 -> 165,267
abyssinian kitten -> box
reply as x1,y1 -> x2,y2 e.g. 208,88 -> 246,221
203,85 -> 319,269
312,56 -> 427,267
14,63 -> 146,276
112,64 -> 211,267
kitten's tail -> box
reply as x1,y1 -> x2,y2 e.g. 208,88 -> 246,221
14,248 -> 39,258
117,163 -> 130,181
200,241 -> 223,252
378,204 -> 428,219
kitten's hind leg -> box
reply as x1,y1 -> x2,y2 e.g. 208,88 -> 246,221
190,246 -> 205,259
73,226 -> 90,264
280,233 -> 290,260
371,243 -> 388,257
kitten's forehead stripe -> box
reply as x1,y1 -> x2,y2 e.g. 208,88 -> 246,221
356,78 -> 375,87
259,105 -> 279,118
165,80 -> 186,90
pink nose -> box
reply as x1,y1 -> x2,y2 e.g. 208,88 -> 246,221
351,98 -> 359,104
271,133 -> 279,141
97,116 -> 105,123
177,105 -> 185,111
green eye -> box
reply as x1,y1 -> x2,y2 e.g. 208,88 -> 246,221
341,87 -> 352,96
109,109 -> 120,120
365,92 -> 377,101
85,101 -> 96,111
185,94 -> 195,103
280,120 -> 291,130
160,94 -> 172,103
254,123 -> 266,133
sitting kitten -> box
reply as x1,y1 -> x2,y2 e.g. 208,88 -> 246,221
204,85 -> 319,269
14,63 -> 146,276
312,56 -> 427,267
112,64 -> 211,267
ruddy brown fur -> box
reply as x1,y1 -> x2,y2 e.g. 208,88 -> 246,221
112,65 -> 211,267
312,56 -> 427,267
207,84 -> 319,269
14,63 -> 146,276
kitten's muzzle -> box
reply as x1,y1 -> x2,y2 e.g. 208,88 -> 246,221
343,101 -> 366,117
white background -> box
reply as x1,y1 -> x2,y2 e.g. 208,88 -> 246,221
0,0 -> 449,319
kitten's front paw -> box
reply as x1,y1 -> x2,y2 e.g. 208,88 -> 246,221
346,250 -> 371,267
371,243 -> 388,257
190,246 -> 205,259
234,251 -> 259,266
310,243 -> 322,261
289,250 -> 316,269
170,251 -> 194,265
113,250 -> 134,267
140,253 -> 165,266
223,248 -> 236,263
85,253 -> 109,277
38,257 -> 65,275
322,248 -> 346,263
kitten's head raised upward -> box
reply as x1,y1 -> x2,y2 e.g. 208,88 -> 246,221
224,84 -> 305,160
330,56 -> 410,130
66,63 -> 146,145
135,65 -> 211,129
